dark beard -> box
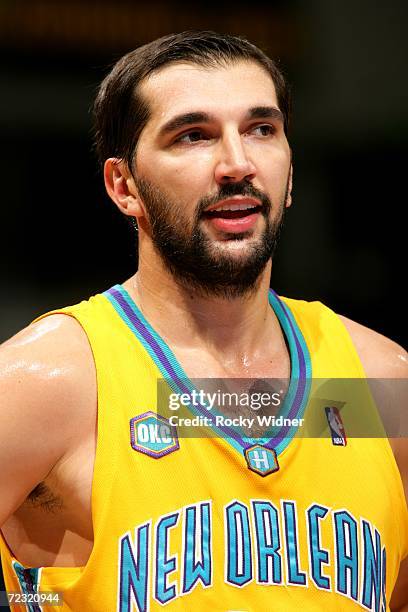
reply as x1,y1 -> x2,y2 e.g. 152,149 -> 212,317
134,176 -> 288,299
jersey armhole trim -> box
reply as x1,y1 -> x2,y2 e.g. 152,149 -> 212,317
28,309 -> 103,580
331,308 -> 408,559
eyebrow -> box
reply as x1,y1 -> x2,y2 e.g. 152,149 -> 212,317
158,106 -> 284,136
159,112 -> 212,136
248,106 -> 284,123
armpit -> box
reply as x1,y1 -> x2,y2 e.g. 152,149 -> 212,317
25,482 -> 64,513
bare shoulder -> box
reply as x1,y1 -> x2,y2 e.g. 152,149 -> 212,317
339,313 -> 408,466
0,314 -> 96,524
1,313 -> 96,412
339,314 -> 408,494
338,314 -> 408,378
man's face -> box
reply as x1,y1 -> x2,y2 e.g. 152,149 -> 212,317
132,60 -> 292,297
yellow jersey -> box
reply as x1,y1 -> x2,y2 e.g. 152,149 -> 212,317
1,284 -> 407,611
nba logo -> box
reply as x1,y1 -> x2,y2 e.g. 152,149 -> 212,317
325,406 -> 347,446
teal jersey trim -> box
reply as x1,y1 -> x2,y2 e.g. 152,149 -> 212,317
104,284 -> 311,457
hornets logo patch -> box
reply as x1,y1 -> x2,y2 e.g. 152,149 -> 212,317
130,411 -> 179,458
244,444 -> 279,476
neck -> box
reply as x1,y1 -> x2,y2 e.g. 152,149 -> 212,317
122,246 -> 282,364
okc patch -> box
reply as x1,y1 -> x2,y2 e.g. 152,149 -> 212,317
325,406 -> 347,446
244,444 -> 279,476
130,411 -> 179,458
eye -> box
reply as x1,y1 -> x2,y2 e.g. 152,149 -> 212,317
250,124 -> 276,137
176,130 -> 208,144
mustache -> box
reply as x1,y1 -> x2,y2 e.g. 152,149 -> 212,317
195,181 -> 272,219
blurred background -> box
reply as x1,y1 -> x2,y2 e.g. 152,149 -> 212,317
0,0 -> 407,346
0,0 -> 407,602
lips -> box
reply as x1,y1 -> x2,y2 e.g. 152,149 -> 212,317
203,204 -> 263,220
201,200 -> 264,235
202,197 -> 263,220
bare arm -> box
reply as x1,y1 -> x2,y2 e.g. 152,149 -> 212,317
0,314 -> 96,527
339,315 -> 408,610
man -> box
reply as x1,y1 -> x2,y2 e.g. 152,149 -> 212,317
0,30 -> 407,611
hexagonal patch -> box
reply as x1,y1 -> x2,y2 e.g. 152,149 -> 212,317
244,444 -> 279,476
130,411 -> 179,458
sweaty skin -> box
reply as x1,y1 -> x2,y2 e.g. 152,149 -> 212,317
1,60 -> 407,608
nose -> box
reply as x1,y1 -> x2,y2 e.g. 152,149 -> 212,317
214,129 -> 256,184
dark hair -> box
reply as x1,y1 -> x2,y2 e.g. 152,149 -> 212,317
92,30 -> 291,169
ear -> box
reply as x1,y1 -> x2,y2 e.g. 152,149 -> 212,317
103,158 -> 145,219
285,163 -> 293,208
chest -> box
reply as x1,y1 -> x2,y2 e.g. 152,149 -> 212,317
170,345 -> 291,380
